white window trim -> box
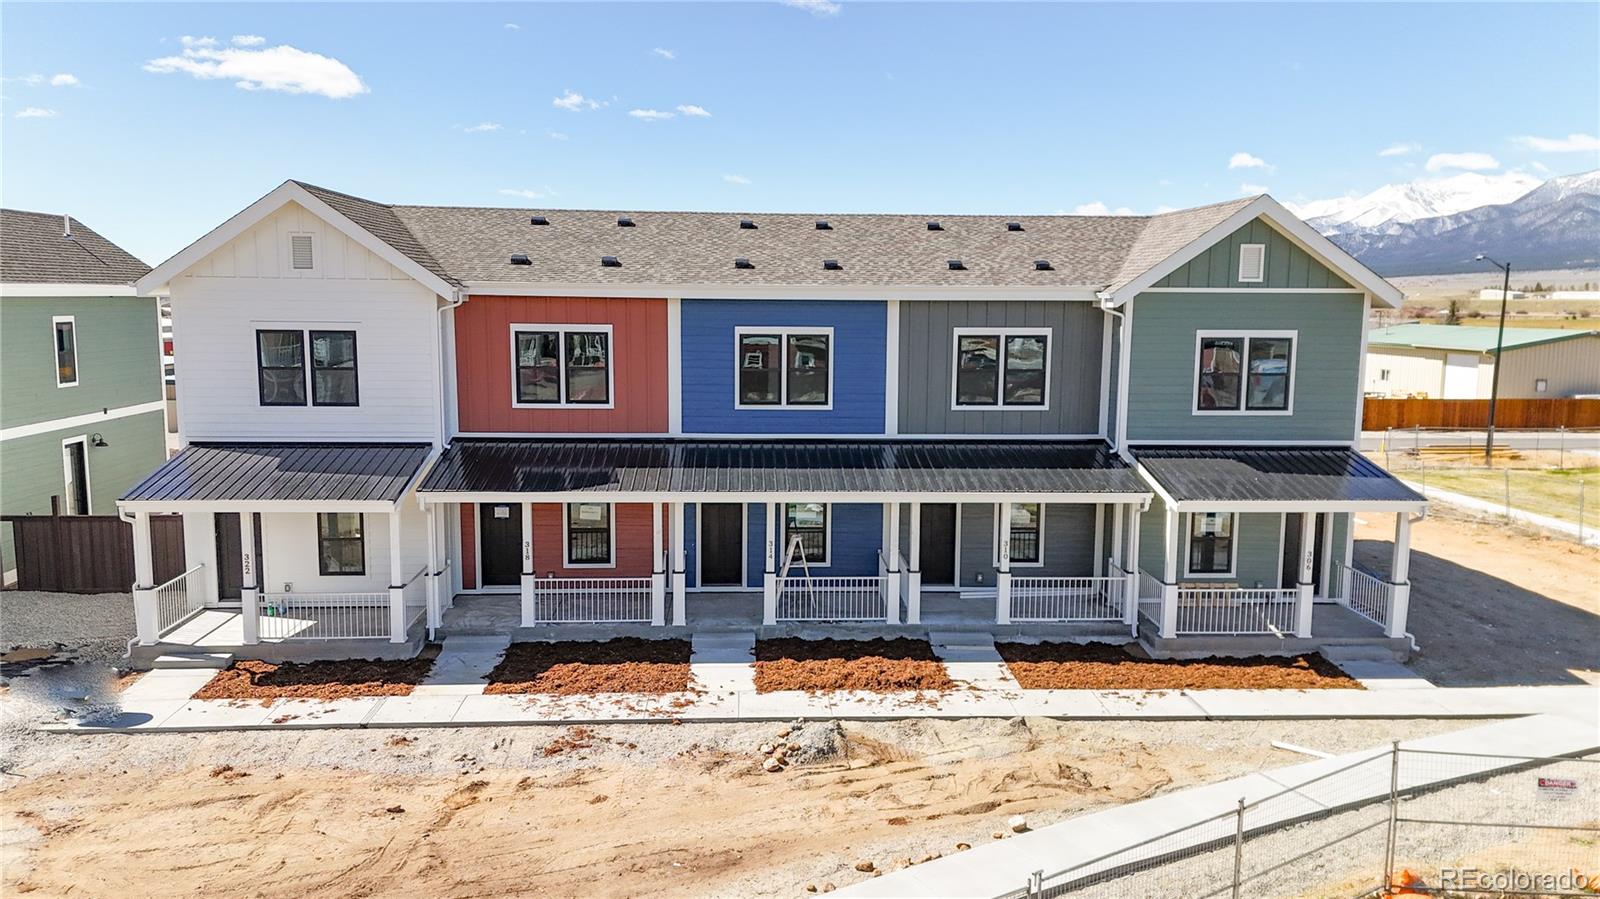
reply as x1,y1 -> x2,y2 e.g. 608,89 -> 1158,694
950,327 -> 1053,411
1183,512 -> 1239,578
60,434 -> 92,515
1192,330 -> 1298,417
509,323 -> 617,410
733,326 -> 836,411
288,232 -> 317,272
1237,243 -> 1266,283
562,502 -> 618,569
991,502 -> 1046,568
52,315 -> 79,388
780,501 -> 832,568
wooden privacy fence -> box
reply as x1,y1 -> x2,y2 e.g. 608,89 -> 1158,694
1363,398 -> 1600,431
3,508 -> 184,594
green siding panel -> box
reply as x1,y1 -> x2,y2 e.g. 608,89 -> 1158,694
1126,292 -> 1365,441
1153,217 -> 1352,290
0,295 -> 162,429
1136,501 -> 1282,588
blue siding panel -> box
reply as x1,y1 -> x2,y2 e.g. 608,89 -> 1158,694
680,299 -> 887,434
746,502 -> 768,588
684,504 -> 698,588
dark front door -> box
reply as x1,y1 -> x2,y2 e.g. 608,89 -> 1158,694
700,503 -> 744,586
919,504 -> 957,586
1281,513 -> 1327,592
480,503 -> 522,587
215,512 -> 242,601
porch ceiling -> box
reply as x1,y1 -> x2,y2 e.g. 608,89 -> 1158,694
120,442 -> 432,505
1132,445 -> 1425,510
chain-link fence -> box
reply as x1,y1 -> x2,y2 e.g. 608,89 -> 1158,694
1000,747 -> 1599,899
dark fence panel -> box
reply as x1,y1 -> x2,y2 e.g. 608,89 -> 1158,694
1363,397 -> 1600,430
2,512 -> 184,593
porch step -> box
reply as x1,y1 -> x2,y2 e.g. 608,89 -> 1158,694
929,631 -> 1000,663
1319,644 -> 1407,663
150,652 -> 234,670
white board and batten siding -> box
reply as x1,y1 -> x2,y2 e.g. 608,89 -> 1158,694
169,202 -> 442,443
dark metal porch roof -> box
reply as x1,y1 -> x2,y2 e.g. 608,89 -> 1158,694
419,439 -> 1146,496
1132,446 -> 1424,506
121,443 -> 432,504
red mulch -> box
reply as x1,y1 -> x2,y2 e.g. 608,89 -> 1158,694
192,655 -> 437,702
753,638 -> 954,693
483,638 -> 692,695
996,642 -> 1361,690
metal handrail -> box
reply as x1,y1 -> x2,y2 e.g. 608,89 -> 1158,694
152,562 -> 204,593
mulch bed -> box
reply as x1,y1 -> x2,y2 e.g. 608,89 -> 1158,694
483,638 -> 692,695
996,642 -> 1361,690
193,656 -> 437,702
754,638 -> 954,694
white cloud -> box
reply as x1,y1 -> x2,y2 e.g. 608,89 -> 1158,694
1071,201 -> 1135,216
464,121 -> 502,133
231,35 -> 266,47
675,104 -> 711,117
1425,151 -> 1498,172
552,90 -> 601,111
723,174 -> 751,185
146,37 -> 368,99
498,188 -> 545,200
504,23 -> 521,30
48,73 -> 80,87
629,108 -> 675,120
1152,205 -> 1177,214
1228,151 -> 1270,170
1514,132 -> 1600,153
652,47 -> 675,60
1239,183 -> 1270,195
782,0 -> 842,15
15,107 -> 57,118
1378,142 -> 1420,157
546,130 -> 569,141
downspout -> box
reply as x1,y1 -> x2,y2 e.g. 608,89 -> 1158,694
435,288 -> 467,449
1099,291 -> 1133,461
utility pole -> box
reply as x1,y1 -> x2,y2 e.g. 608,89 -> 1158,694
1476,255 -> 1512,466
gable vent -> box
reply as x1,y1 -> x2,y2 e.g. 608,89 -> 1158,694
734,257 -> 754,269
926,221 -> 943,231
947,259 -> 966,271
509,254 -> 531,266
1238,243 -> 1266,282
739,219 -> 757,230
616,216 -> 635,227
1006,222 -> 1024,232
815,220 -> 832,230
822,259 -> 843,271
530,216 -> 549,226
1034,260 -> 1053,271
601,255 -> 621,267
289,234 -> 314,270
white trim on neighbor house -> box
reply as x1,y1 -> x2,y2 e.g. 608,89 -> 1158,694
991,501 -> 1045,568
884,300 -> 900,436
507,323 -> 617,410
561,501 -> 618,569
732,326 -> 836,411
1182,511 -> 1239,578
693,500 -> 749,591
52,314 -> 79,388
1237,243 -> 1267,283
462,282 -> 1104,302
0,399 -> 167,443
666,297 -> 684,436
60,434 -> 93,515
950,326 -> 1053,412
1191,330 -> 1298,417
0,283 -> 139,298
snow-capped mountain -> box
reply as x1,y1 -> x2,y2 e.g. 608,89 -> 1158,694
1296,170 -> 1600,276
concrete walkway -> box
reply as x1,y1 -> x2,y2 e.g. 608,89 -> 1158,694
837,708 -> 1600,898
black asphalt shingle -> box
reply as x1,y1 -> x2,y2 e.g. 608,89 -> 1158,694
121,443 -> 432,503
1133,446 -> 1424,505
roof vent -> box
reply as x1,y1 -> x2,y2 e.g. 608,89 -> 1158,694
1034,260 -> 1053,271
601,255 -> 621,267
926,221 -> 943,231
616,216 -> 635,227
815,220 -> 832,230
1006,222 -> 1024,232
734,257 -> 754,269
510,254 -> 532,266
739,219 -> 757,230
822,259 -> 842,271
530,216 -> 549,226
947,260 -> 967,271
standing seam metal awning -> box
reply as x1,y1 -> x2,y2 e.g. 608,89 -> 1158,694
119,443 -> 433,505
1132,446 -> 1426,510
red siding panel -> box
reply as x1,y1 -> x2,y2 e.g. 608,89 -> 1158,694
530,503 -> 661,578
455,296 -> 669,433
459,504 -> 477,589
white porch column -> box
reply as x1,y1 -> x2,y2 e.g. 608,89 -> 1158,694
240,511 -> 260,645
650,501 -> 666,626
996,502 -> 1013,625
387,510 -> 406,643
906,501 -> 922,625
131,511 -> 159,645
670,501 -> 686,626
424,502 -> 440,632
884,502 -> 900,625
1160,506 -> 1180,639
519,502 -> 536,627
1387,513 -> 1413,639
1092,503 -> 1105,577
1295,512 -> 1316,638
762,501 -> 778,625
1123,504 -> 1142,629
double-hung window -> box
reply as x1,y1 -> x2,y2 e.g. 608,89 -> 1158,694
564,502 -> 614,566
317,513 -> 366,576
953,328 -> 1050,408
782,502 -> 829,565
257,330 -> 307,406
736,328 -> 831,408
994,503 -> 1043,566
310,331 -> 359,406
1195,331 -> 1295,414
52,316 -> 78,387
1185,512 -> 1235,576
511,325 -> 613,407
257,329 -> 359,407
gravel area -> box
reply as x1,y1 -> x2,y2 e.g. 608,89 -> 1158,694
754,638 -> 954,693
484,638 -> 693,695
0,591 -> 133,662
997,643 -> 1360,691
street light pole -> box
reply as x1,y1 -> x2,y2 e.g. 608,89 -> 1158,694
1476,254 -> 1512,466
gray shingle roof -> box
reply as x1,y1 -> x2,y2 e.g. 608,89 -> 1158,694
294,182 -> 461,288
122,443 -> 432,504
1105,196 -> 1259,294
1,208 -> 150,285
1133,446 -> 1425,506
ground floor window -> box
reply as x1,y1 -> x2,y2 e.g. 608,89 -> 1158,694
1185,512 -> 1236,576
994,502 -> 1042,565
317,512 -> 365,575
565,502 -> 614,566
783,502 -> 829,565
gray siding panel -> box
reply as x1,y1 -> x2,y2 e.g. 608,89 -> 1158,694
956,502 -> 1098,586
899,301 -> 1104,435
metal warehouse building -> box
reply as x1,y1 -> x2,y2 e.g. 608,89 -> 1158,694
1365,323 -> 1600,399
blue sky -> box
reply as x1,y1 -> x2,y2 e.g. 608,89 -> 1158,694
3,2 -> 1597,265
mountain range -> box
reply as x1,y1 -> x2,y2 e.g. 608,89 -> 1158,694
1288,170 -> 1600,277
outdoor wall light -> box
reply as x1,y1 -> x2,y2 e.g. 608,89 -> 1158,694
90,433 -> 108,447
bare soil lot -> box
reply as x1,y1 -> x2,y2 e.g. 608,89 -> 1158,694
484,638 -> 693,695
192,654 -> 439,702
997,643 -> 1359,690
754,638 -> 954,693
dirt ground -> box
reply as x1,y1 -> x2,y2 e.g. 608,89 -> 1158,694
754,638 -> 954,693
485,638 -> 694,695
0,717 -> 1468,898
1354,512 -> 1600,687
997,643 -> 1359,690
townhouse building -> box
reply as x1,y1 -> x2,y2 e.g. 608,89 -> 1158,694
121,180 -> 1424,663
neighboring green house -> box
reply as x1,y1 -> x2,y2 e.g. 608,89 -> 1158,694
1,208 -> 165,577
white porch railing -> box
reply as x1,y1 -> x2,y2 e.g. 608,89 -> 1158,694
775,575 -> 890,621
1010,576 -> 1126,622
153,564 -> 205,638
1168,587 -> 1299,635
531,577 -> 652,624
1335,560 -> 1393,629
258,593 -> 391,641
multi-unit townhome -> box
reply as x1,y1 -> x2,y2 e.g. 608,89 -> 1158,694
120,180 -> 1425,664
1,209 -> 163,579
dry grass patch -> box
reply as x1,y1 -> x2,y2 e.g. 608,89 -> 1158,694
193,656 -> 437,702
484,638 -> 692,695
754,638 -> 954,693
997,642 -> 1360,690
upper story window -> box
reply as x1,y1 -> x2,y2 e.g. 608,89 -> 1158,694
994,502 -> 1044,566
317,512 -> 366,576
564,502 -> 614,567
257,329 -> 359,407
52,315 -> 78,387
1194,331 -> 1295,415
1185,512 -> 1235,577
736,328 -> 832,409
1237,243 -> 1266,283
511,324 -> 613,408
782,502 -> 830,565
953,328 -> 1050,409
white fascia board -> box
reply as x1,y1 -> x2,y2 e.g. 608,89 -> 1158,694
1106,195 -> 1404,309
0,283 -> 138,297
1173,499 -> 1427,514
462,282 -> 1103,302
416,490 -> 1152,505
135,181 -> 458,299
